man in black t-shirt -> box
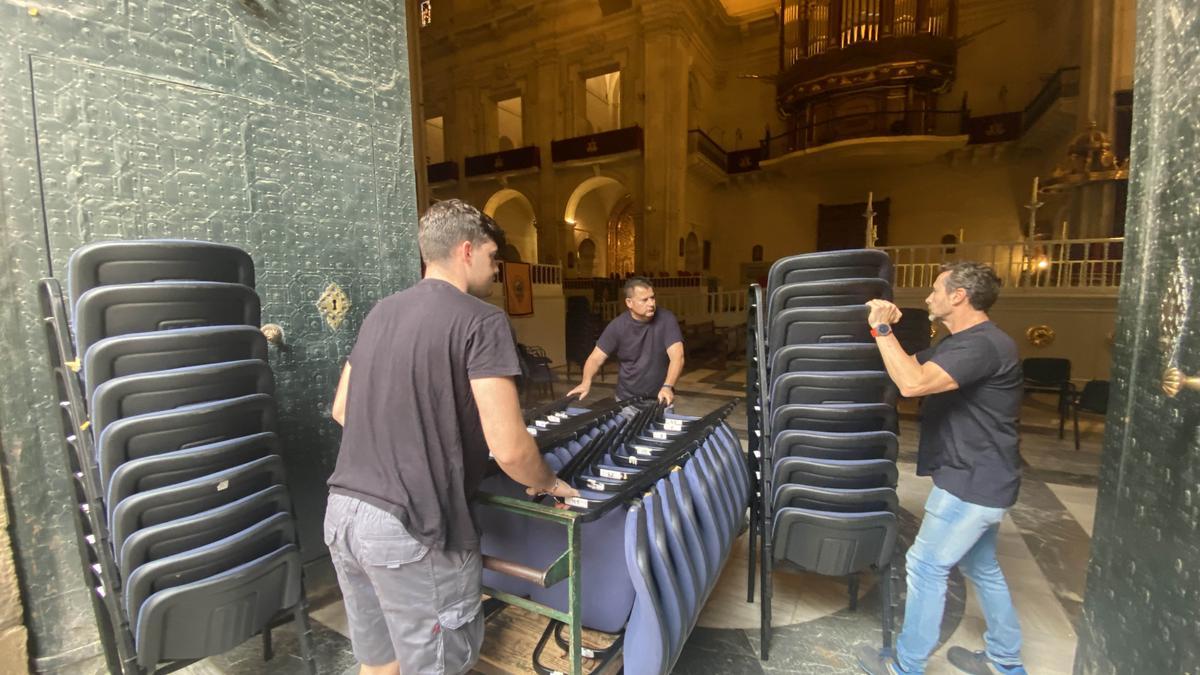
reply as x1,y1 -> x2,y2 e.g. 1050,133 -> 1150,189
325,200 -> 578,675
567,276 -> 685,404
856,262 -> 1027,675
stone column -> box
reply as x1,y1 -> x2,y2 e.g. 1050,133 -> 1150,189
533,48 -> 563,264
1076,0 -> 1119,237
640,6 -> 690,274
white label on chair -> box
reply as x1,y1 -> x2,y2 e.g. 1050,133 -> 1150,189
565,497 -> 590,508
582,648 -> 596,659
216,479 -> 229,491
664,421 -> 684,431
527,427 -> 539,435
599,468 -> 628,480
586,479 -> 607,491
535,420 -> 550,428
633,445 -> 657,456
626,455 -> 639,465
652,431 -> 668,440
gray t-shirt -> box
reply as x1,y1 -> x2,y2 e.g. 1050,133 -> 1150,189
596,308 -> 683,399
916,321 -> 1023,508
328,279 -> 521,551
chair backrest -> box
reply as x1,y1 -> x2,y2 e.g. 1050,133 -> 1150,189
772,484 -> 898,514
107,432 -> 279,513
91,360 -> 274,439
770,343 -> 882,377
110,455 -> 286,555
767,278 -> 892,319
68,239 -> 255,312
97,393 -> 277,492
771,403 -> 898,434
133,544 -> 301,667
1078,379 -> 1111,413
83,326 -> 268,397
772,508 -> 898,575
772,429 -> 899,462
119,484 -> 291,589
75,282 -> 261,358
772,456 -> 898,490
767,306 -> 872,350
1022,357 -> 1071,385
770,371 -> 898,407
623,504 -> 668,675
766,250 -> 893,293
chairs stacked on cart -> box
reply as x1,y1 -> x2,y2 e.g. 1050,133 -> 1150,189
746,249 -> 902,660
37,239 -> 315,674
479,400 -> 748,674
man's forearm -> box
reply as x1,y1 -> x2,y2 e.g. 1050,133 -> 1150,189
664,355 -> 684,388
875,334 -> 924,394
579,353 -> 605,385
494,436 -> 557,491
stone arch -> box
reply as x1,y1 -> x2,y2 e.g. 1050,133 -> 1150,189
563,176 -> 635,278
483,188 -> 537,263
577,238 -> 597,277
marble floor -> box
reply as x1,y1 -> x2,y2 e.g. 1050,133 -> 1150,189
185,362 -> 1103,674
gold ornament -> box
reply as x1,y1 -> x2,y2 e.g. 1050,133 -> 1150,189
317,283 -> 351,330
1025,324 -> 1056,348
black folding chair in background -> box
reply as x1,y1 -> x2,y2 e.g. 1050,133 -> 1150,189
1022,357 -> 1074,438
1071,379 -> 1110,450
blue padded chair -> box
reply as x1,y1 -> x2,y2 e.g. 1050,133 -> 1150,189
107,432 -> 278,511
682,460 -> 723,574
770,371 -> 898,407
110,455 -> 286,556
771,456 -> 898,490
643,492 -> 687,658
623,504 -> 668,675
771,403 -> 898,435
74,282 -> 262,359
119,484 -> 291,590
771,430 -> 899,462
67,239 -> 256,313
772,484 -> 898,514
91,360 -> 274,439
133,544 -> 301,668
668,469 -> 712,590
83,325 -> 267,399
97,393 -> 277,493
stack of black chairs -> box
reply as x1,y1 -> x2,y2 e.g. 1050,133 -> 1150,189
480,397 -> 748,674
746,249 -> 902,660
37,240 -> 315,674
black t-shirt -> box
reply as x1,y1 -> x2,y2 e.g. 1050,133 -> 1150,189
596,308 -> 684,399
916,321 -> 1023,508
328,279 -> 521,551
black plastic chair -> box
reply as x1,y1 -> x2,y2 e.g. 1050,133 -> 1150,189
517,343 -> 557,402
772,456 -> 898,490
67,239 -> 255,312
770,343 -> 882,377
770,371 -> 898,407
772,484 -> 898,514
1071,379 -> 1110,450
767,306 -> 872,350
771,429 -> 898,462
1022,357 -> 1074,438
766,278 -> 892,321
771,403 -> 898,435
766,249 -> 894,293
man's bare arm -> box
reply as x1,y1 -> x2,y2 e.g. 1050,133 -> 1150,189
472,376 -> 577,497
332,362 -> 351,426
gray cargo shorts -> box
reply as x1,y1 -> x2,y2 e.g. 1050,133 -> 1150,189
323,493 -> 483,674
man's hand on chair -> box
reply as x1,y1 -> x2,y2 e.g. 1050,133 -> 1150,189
567,382 -> 590,401
658,385 -> 675,406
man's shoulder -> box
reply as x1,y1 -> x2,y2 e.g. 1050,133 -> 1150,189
381,280 -> 503,321
654,308 -> 679,322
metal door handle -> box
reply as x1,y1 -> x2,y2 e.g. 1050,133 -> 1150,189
261,323 -> 285,348
1162,367 -> 1200,397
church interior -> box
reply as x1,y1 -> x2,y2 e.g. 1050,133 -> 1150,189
0,0 -> 1196,674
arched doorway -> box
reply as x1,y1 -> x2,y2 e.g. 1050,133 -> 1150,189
484,189 -> 538,263
577,238 -> 597,277
564,176 -> 634,278
684,232 -> 701,274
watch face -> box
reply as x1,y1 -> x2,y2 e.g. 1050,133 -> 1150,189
876,323 -> 892,335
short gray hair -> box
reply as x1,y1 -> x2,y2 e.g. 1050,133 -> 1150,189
940,261 -> 1002,311
418,199 -> 506,263
623,276 -> 654,299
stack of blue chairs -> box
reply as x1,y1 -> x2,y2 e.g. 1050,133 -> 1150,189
37,240 -> 315,675
746,249 -> 902,660
479,399 -> 747,674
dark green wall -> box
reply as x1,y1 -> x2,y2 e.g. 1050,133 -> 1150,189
1075,1 -> 1200,673
0,2 -> 420,670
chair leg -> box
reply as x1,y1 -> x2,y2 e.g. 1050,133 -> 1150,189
1073,404 -> 1081,451
747,492 -> 758,602
880,564 -> 896,653
1058,392 -> 1066,439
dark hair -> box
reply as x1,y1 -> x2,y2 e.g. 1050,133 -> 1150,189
940,261 -> 1001,311
418,199 -> 507,263
623,275 -> 654,299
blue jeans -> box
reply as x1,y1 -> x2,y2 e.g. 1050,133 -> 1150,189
895,486 -> 1023,673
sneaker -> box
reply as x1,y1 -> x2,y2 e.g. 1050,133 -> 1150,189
946,646 -> 1028,675
855,643 -> 906,675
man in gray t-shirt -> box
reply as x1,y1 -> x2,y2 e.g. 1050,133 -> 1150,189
567,276 -> 685,404
326,200 -> 578,675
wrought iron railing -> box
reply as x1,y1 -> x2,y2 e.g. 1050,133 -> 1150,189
876,237 -> 1124,290
763,107 -> 967,158
1022,66 -> 1082,131
688,129 -> 728,169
